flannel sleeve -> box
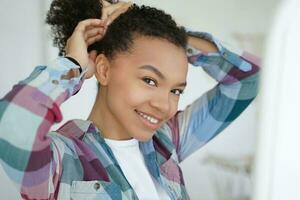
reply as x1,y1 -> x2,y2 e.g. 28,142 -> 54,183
166,31 -> 260,162
0,57 -> 85,199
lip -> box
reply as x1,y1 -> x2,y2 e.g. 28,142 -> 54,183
135,110 -> 162,130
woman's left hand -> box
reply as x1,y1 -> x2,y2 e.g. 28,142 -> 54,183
101,1 -> 133,25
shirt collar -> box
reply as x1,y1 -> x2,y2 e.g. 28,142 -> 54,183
56,119 -> 157,155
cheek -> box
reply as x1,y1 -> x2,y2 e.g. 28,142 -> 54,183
168,100 -> 179,119
125,90 -> 145,107
107,78 -> 146,109
125,85 -> 156,108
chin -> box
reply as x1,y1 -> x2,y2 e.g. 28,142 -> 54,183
132,131 -> 156,142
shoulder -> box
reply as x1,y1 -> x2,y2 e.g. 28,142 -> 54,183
48,119 -> 90,155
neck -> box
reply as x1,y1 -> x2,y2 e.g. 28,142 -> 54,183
87,91 -> 132,141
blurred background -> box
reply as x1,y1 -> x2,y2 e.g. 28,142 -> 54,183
1,0 -> 299,199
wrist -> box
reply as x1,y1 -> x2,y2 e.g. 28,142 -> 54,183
65,56 -> 83,74
187,36 -> 218,53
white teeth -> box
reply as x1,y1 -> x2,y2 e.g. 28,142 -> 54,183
137,111 -> 159,124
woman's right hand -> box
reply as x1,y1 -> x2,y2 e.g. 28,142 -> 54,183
65,19 -> 108,79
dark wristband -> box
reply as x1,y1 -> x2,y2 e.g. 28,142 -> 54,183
65,56 -> 82,74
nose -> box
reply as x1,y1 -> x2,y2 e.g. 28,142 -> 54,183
149,90 -> 170,114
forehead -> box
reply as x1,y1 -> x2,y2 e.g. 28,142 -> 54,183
114,36 -> 188,80
130,36 -> 186,63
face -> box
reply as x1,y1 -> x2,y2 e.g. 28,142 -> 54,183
99,36 -> 188,141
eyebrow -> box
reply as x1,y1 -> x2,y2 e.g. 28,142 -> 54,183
139,65 -> 187,87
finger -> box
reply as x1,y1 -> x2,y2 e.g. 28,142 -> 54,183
107,3 -> 132,25
86,34 -> 103,46
103,0 -> 111,7
101,8 -> 114,20
76,19 -> 106,32
106,3 -> 133,24
101,11 -> 110,21
84,27 -> 106,39
103,1 -> 124,12
101,2 -> 128,20
82,18 -> 106,27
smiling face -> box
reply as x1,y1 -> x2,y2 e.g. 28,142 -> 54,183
93,35 -> 188,141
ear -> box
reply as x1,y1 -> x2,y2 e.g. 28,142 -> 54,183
94,54 -> 111,86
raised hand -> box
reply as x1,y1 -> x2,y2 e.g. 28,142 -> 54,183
102,0 -> 133,25
65,19 -> 108,79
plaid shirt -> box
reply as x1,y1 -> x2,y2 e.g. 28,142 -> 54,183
0,32 -> 260,200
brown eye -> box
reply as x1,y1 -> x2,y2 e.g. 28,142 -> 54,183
171,89 -> 184,96
143,77 -> 157,87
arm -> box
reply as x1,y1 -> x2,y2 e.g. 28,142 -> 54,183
0,58 -> 84,199
0,19 -> 106,199
166,31 -> 260,162
187,35 -> 218,53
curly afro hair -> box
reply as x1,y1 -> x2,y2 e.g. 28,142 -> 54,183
46,0 -> 102,56
46,0 -> 187,58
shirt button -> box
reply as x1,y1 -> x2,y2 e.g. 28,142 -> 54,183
52,80 -> 59,85
94,182 -> 101,191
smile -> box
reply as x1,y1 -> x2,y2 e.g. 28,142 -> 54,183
137,111 -> 159,124
135,110 -> 162,130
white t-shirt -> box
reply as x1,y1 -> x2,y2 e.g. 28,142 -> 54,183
104,138 -> 170,200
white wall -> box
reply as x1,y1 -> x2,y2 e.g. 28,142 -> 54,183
253,0 -> 300,199
0,0 -> 45,96
0,0 -> 278,199
0,0 -> 44,199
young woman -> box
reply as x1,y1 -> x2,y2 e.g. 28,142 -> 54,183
0,0 -> 259,199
